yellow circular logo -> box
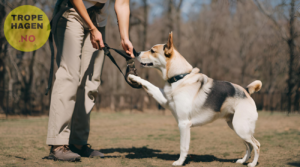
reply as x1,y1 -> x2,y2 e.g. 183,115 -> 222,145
4,5 -> 50,52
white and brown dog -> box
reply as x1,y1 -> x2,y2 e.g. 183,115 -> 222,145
129,32 -> 261,167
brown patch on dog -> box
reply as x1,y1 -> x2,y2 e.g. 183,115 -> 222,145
232,83 -> 251,98
231,83 -> 256,107
141,45 -> 164,59
162,32 -> 192,79
151,45 -> 164,58
140,51 -> 151,59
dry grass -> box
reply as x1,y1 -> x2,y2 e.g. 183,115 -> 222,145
0,110 -> 299,167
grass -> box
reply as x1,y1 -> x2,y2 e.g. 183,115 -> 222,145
0,111 -> 299,167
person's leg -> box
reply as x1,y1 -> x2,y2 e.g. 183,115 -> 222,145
69,27 -> 105,157
68,27 -> 105,157
46,10 -> 85,146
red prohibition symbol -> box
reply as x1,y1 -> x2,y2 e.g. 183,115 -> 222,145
19,35 -> 35,42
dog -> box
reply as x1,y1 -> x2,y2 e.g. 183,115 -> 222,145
128,32 -> 261,167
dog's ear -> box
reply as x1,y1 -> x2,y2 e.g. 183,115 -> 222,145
164,32 -> 174,57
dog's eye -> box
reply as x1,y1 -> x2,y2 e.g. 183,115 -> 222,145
150,49 -> 155,53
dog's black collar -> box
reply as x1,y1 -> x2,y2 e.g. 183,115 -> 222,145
168,73 -> 190,84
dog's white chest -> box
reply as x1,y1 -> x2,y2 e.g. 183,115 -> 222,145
164,81 -> 200,121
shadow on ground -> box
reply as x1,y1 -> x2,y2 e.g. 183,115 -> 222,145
100,146 -> 238,165
287,161 -> 300,167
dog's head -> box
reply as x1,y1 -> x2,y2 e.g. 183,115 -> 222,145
137,32 -> 175,69
137,32 -> 193,80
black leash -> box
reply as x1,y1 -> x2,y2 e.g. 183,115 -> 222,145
103,43 -> 140,76
102,43 -> 142,89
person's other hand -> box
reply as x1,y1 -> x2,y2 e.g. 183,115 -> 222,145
90,27 -> 105,50
121,39 -> 135,58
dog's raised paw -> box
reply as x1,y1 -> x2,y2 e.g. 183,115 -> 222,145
128,74 -> 140,82
172,160 -> 183,166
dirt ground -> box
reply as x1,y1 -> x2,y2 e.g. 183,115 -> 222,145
0,110 -> 299,167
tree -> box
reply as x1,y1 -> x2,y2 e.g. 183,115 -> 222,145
254,0 -> 300,114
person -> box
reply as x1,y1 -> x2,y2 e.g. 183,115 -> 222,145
46,0 -> 134,161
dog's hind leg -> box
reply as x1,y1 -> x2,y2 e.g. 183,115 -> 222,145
226,115 -> 253,164
232,103 -> 260,167
172,120 -> 192,166
248,136 -> 260,167
242,137 -> 259,167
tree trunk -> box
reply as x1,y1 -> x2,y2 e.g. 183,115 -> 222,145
164,0 -> 173,42
142,0 -> 149,81
175,0 -> 183,51
287,0 -> 296,115
22,50 -> 36,115
142,0 -> 148,51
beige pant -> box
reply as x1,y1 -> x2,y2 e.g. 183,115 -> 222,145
46,8 -> 105,145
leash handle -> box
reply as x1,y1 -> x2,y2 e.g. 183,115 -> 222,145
104,43 -> 139,60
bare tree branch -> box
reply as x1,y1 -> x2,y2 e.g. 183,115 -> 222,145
254,0 -> 283,34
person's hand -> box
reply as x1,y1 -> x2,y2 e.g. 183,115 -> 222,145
90,27 -> 105,50
121,39 -> 135,58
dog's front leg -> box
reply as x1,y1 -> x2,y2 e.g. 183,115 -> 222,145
173,120 -> 192,166
128,75 -> 168,107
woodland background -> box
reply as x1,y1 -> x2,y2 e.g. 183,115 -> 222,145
0,0 -> 300,116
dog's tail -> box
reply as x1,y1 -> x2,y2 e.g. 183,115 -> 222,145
245,80 -> 262,95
